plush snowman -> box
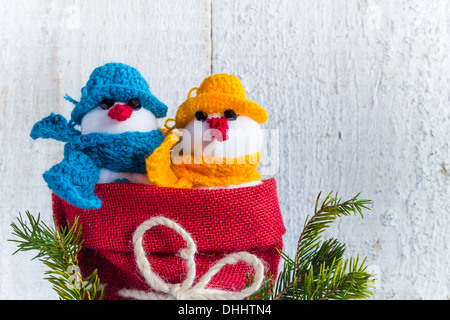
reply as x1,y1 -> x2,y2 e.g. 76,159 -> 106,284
31,63 -> 167,209
80,97 -> 161,184
146,73 -> 268,189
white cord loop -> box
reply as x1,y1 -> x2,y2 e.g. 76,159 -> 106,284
117,216 -> 265,300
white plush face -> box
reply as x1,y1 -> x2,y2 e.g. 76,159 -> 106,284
176,113 -> 263,159
80,101 -> 159,135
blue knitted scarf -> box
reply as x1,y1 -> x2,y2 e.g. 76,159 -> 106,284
31,113 -> 164,209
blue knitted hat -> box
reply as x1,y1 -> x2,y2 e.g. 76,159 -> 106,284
70,63 -> 167,125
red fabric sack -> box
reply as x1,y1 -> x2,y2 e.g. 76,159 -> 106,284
52,178 -> 285,300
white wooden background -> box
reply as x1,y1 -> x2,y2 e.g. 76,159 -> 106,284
1,0 -> 449,300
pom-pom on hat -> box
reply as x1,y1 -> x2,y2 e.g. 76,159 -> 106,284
174,74 -> 268,129
70,63 -> 168,125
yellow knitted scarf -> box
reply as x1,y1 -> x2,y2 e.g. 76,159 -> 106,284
146,132 -> 261,188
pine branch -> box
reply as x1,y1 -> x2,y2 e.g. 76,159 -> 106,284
315,255 -> 373,300
247,191 -> 375,300
272,238 -> 347,300
296,191 -> 371,271
275,191 -> 374,300
277,255 -> 374,300
10,211 -> 104,300
244,271 -> 275,300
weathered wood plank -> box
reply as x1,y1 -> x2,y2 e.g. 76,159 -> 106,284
0,0 -> 211,299
2,0 -> 450,300
212,0 -> 450,299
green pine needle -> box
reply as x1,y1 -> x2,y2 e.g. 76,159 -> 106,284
10,211 -> 104,300
244,271 -> 275,300
247,191 -> 376,300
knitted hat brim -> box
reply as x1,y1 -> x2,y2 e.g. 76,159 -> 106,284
71,85 -> 167,125
175,92 -> 268,129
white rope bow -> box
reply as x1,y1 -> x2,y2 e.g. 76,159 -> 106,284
117,216 -> 265,300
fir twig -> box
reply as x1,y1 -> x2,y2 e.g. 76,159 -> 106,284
296,191 -> 370,270
247,191 -> 375,300
244,271 -> 275,300
10,211 -> 104,300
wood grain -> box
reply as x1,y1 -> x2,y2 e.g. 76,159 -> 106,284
1,0 -> 449,300
0,0 -> 211,299
212,0 -> 450,299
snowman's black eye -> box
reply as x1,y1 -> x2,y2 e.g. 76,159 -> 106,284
224,109 -> 238,120
128,98 -> 141,110
100,99 -> 115,110
195,111 -> 208,121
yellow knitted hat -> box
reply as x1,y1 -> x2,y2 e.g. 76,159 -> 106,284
174,74 -> 268,129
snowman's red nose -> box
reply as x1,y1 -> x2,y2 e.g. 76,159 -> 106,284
108,104 -> 133,122
206,116 -> 229,141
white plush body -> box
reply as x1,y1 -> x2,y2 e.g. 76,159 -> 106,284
176,113 -> 264,188
177,114 -> 263,159
81,104 -> 159,135
80,103 -> 159,185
